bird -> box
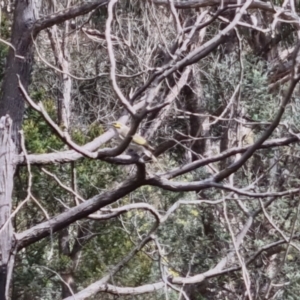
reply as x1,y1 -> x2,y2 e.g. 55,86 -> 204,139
111,121 -> 157,161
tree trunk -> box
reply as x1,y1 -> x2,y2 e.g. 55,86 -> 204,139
0,116 -> 16,300
0,1 -> 36,298
0,0 -> 35,148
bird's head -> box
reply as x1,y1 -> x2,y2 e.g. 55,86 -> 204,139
112,121 -> 123,129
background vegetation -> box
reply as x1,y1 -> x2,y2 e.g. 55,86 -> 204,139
1,0 -> 300,299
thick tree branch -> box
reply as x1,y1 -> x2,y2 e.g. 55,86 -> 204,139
15,135 -> 298,168
33,0 -> 109,36
16,176 -> 143,250
65,282 -> 165,298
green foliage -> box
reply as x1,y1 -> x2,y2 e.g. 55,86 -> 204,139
0,14 -> 10,83
241,57 -> 275,121
23,98 -> 63,153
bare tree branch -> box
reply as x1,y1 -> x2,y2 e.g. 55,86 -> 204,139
16,176 -> 143,250
33,0 -> 109,36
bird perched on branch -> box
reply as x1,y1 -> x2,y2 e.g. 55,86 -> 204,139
111,121 -> 157,161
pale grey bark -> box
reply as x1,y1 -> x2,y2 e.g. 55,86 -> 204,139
0,116 -> 16,300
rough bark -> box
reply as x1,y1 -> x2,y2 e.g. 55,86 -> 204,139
0,0 -> 36,149
0,1 -> 36,298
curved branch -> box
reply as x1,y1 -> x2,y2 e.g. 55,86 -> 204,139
214,54 -> 300,182
63,235 -> 298,298
15,100 -> 149,166
64,229 -> 157,300
164,136 -> 298,179
18,78 -> 145,159
89,203 -> 161,222
148,176 -> 300,198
